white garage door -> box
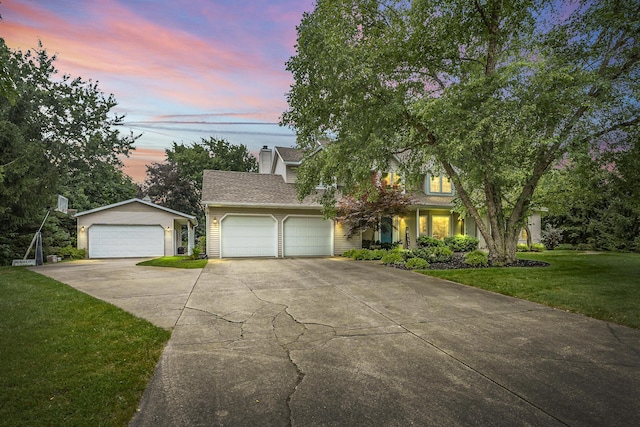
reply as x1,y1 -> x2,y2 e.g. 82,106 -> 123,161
221,215 -> 277,257
283,217 -> 333,257
89,225 -> 164,258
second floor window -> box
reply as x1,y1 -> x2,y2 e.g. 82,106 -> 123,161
427,174 -> 454,195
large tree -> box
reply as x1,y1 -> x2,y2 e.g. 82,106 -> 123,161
143,137 -> 257,235
282,0 -> 639,264
0,39 -> 137,264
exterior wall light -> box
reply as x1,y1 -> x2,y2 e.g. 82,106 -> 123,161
213,217 -> 218,225
80,225 -> 85,231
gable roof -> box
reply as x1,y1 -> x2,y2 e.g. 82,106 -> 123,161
274,146 -> 303,164
74,198 -> 197,224
201,170 -> 321,208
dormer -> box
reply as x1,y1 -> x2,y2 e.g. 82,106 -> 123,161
271,146 -> 302,183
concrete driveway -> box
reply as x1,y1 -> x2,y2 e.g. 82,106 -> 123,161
35,258 -> 640,426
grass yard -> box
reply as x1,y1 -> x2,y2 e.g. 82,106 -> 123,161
137,255 -> 207,269
419,251 -> 640,329
0,267 -> 171,426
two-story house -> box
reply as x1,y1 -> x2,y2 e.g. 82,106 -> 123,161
201,145 -> 542,258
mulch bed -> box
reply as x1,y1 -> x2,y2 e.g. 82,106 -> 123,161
427,253 -> 550,270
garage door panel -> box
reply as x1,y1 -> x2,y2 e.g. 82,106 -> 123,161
89,225 -> 164,258
284,217 -> 332,257
221,216 -> 277,258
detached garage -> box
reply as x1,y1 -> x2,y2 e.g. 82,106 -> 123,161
75,198 -> 197,259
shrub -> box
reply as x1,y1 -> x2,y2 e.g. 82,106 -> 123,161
409,246 -> 453,262
417,236 -> 444,248
353,249 -> 374,260
429,246 -> 454,262
541,224 -> 563,250
381,252 -> 405,266
444,235 -> 479,252
50,245 -> 85,259
516,243 -> 529,252
464,250 -> 488,267
370,249 -> 387,260
530,243 -> 545,252
190,247 -> 201,260
341,249 -> 358,258
555,243 -> 576,250
404,257 -> 430,270
380,241 -> 402,250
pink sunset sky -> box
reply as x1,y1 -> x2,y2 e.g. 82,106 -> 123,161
1,0 -> 315,181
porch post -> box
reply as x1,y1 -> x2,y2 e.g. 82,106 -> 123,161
187,222 -> 194,256
416,208 -> 420,240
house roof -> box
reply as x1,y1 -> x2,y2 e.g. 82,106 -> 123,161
74,198 -> 198,224
274,146 -> 303,164
201,170 -> 321,208
408,191 -> 455,208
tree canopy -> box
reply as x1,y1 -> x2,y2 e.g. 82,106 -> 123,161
282,0 -> 639,264
143,137 -> 257,235
0,39 -> 138,264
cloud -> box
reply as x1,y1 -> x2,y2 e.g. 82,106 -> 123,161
120,147 -> 166,183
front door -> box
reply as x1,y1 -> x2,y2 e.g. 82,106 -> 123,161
380,217 -> 393,244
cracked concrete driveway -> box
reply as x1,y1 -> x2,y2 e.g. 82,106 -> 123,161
126,257 -> 639,427
34,257 -> 640,426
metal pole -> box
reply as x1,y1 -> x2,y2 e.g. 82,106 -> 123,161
23,209 -> 51,260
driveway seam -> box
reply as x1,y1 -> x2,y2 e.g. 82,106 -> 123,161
333,281 -> 572,426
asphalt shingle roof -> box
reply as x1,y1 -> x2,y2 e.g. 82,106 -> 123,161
201,170 -> 320,207
274,146 -> 303,163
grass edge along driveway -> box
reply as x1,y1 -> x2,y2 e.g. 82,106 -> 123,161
419,250 -> 640,329
0,267 -> 171,427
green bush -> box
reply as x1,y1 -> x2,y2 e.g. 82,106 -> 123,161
542,224 -> 563,250
381,252 -> 405,266
432,246 -> 454,262
555,243 -> 577,250
370,249 -> 387,260
49,245 -> 85,259
347,249 -> 387,260
464,250 -> 488,267
530,243 -> 545,252
516,243 -> 530,252
341,249 -> 358,258
353,249 -> 374,260
404,257 -> 430,270
190,247 -> 201,260
417,236 -> 444,248
444,235 -> 479,252
409,246 -> 453,262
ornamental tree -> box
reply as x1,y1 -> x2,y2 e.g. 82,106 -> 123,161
282,0 -> 639,265
335,176 -> 414,238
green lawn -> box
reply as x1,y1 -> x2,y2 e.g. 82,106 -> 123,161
137,255 -> 208,269
419,251 -> 640,329
0,267 -> 171,426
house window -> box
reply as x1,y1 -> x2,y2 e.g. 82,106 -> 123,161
381,172 -> 402,188
427,174 -> 454,195
419,215 -> 428,235
431,215 -> 451,240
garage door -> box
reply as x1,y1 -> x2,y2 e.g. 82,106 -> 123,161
221,215 -> 277,257
283,217 -> 333,256
89,225 -> 164,258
